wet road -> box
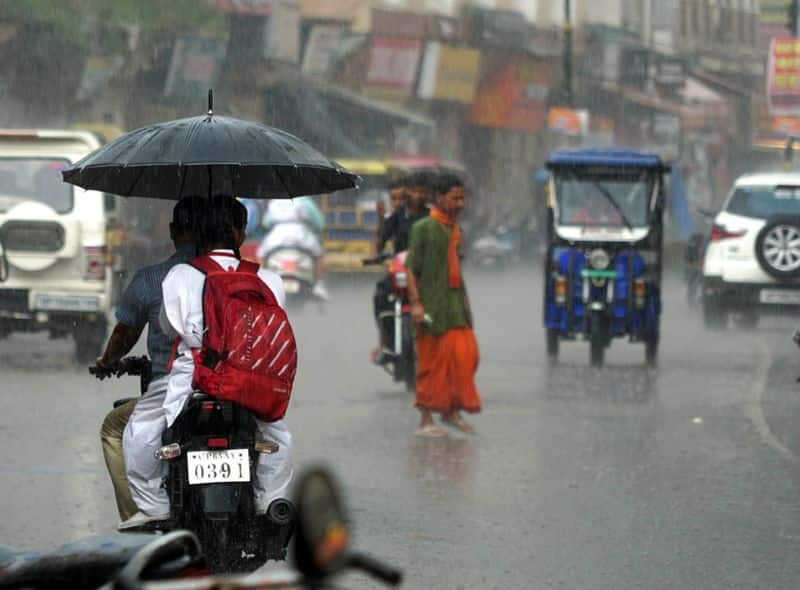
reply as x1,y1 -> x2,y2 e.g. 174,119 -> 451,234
2,265 -> 800,589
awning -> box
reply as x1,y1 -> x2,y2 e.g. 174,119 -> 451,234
602,81 -> 729,130
307,81 -> 435,129
265,78 -> 434,158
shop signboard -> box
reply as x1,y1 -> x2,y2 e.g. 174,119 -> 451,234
76,55 -> 124,101
469,60 -> 551,132
655,55 -> 686,90
768,37 -> 800,116
547,108 -> 589,136
302,25 -> 342,77
164,36 -> 226,99
364,37 -> 422,100
417,43 -> 480,103
262,1 -> 299,63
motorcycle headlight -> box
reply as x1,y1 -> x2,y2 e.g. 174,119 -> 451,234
589,249 -> 611,270
394,271 -> 408,288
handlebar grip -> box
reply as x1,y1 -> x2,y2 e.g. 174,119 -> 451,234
348,552 -> 403,586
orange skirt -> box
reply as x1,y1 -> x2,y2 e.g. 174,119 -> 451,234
415,327 -> 481,414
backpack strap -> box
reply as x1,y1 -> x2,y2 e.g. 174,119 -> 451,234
189,255 -> 223,275
237,259 -> 259,275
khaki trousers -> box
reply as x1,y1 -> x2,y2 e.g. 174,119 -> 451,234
100,398 -> 138,521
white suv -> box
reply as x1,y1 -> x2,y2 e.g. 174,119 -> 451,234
0,130 -> 118,363
702,171 -> 800,329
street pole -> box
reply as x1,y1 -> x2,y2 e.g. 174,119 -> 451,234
563,0 -> 573,107
792,0 -> 799,36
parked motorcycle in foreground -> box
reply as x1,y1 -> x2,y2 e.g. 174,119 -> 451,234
90,357 -> 294,573
0,466 -> 401,589
363,252 -> 416,393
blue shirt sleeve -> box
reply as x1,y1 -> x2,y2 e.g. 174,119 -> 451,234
115,269 -> 148,329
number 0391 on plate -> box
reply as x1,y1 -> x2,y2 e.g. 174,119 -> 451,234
187,449 -> 251,485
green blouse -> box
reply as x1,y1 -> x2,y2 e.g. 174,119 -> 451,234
405,217 -> 468,336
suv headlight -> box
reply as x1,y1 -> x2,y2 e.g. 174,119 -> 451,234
589,249 -> 611,270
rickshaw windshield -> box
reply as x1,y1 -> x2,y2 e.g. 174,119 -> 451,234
554,168 -> 655,228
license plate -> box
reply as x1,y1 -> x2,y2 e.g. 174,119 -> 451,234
187,449 -> 250,485
759,289 -> 800,305
283,278 -> 300,293
34,293 -> 101,312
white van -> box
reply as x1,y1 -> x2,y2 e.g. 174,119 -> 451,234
0,130 -> 118,363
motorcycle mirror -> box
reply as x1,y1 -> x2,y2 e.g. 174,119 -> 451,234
292,466 -> 350,581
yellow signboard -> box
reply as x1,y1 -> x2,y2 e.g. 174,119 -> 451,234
418,42 -> 481,104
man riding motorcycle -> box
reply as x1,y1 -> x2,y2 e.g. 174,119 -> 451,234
96,196 -> 204,522
371,172 -> 432,364
121,196 -> 293,529
257,197 -> 329,301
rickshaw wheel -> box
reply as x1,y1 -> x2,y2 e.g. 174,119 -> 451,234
589,338 -> 604,368
546,329 -> 559,360
645,334 -> 659,367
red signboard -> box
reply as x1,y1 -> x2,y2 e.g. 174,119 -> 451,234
469,61 -> 551,132
768,37 -> 800,115
365,37 -> 422,90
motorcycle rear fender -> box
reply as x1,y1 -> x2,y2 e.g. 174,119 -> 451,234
198,481 -> 245,515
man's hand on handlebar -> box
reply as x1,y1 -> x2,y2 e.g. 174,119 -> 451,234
89,356 -> 151,380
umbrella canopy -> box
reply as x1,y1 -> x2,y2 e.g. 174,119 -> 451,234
62,102 -> 358,200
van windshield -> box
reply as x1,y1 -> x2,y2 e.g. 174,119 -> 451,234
0,158 -> 73,214
727,185 -> 800,219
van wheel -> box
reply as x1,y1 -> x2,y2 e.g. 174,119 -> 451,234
74,319 -> 107,365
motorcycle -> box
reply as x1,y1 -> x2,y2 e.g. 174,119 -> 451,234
0,466 -> 401,589
363,252 -> 416,393
262,247 -> 316,307
469,224 -> 518,269
90,357 -> 294,574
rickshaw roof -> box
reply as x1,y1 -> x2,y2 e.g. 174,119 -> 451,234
546,149 -> 669,171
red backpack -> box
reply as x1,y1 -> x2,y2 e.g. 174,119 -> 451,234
188,255 -> 297,422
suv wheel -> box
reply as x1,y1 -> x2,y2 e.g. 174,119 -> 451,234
755,216 -> 800,280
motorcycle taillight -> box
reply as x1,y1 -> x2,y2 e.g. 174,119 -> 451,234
207,437 -> 229,449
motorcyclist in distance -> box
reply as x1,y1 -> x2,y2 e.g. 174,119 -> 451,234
257,197 -> 329,301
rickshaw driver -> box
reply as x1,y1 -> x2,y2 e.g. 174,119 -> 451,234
564,182 -> 624,226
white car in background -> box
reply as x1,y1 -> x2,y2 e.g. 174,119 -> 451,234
0,130 -> 118,363
702,172 -> 800,329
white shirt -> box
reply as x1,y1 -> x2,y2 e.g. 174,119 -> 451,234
158,250 -> 285,425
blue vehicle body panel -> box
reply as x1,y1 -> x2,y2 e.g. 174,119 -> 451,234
545,247 -> 660,337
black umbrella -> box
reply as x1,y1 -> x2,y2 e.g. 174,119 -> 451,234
62,91 -> 358,199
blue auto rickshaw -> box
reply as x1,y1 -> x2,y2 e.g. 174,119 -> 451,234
543,149 -> 670,367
